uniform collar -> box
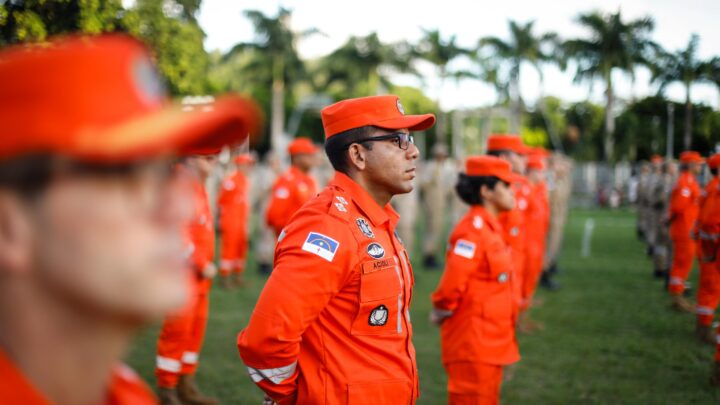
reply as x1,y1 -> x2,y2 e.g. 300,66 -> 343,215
329,172 -> 399,227
469,205 -> 501,232
288,165 -> 306,178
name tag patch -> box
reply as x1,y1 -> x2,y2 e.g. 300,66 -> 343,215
453,239 -> 476,259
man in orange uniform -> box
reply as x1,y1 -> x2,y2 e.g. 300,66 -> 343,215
265,138 -> 319,237
0,35 -> 257,405
238,95 -> 435,404
485,135 -> 536,331
668,151 -> 704,311
218,153 -> 255,289
695,153 -> 720,342
522,151 -> 551,313
156,150 -> 221,405
431,156 -> 520,405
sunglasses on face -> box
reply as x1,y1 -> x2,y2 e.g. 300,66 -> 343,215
349,132 -> 415,151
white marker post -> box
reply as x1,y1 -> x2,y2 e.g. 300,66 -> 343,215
581,218 -> 595,258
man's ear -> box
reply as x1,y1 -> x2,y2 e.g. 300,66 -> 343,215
347,144 -> 367,171
0,192 -> 34,275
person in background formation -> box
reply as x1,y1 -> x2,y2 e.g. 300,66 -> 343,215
648,158 -> 675,281
667,152 -> 704,312
636,162 -> 652,241
542,153 -> 572,291
695,153 -> 720,343
251,152 -> 283,275
430,156 -> 520,405
645,155 -> 665,258
420,143 -> 457,269
0,34 -> 258,405
218,153 -> 255,289
238,95 -> 435,404
156,153 -> 221,405
265,138 -> 320,238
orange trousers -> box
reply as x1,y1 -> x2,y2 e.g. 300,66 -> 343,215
697,258 -> 720,326
521,241 -> 545,310
219,225 -> 248,276
155,284 -> 210,388
445,362 -> 503,405
668,238 -> 698,295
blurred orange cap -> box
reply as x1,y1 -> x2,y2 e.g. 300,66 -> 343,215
0,34 -> 261,163
486,134 -> 529,155
465,155 -> 517,184
679,151 -> 704,164
288,137 -> 318,155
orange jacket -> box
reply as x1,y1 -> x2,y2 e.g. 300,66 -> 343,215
183,168 -> 215,293
669,171 -> 701,240
697,176 -> 720,244
238,172 -> 418,405
0,349 -> 155,405
265,166 -> 318,235
431,205 -> 520,366
218,170 -> 250,234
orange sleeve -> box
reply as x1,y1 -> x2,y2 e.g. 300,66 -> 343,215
237,214 -> 353,403
431,228 -> 482,313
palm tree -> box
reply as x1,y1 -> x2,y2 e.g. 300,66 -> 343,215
318,32 -> 416,98
478,20 -> 559,133
415,29 -> 468,142
652,34 -> 712,151
563,10 -> 657,160
226,7 -> 318,152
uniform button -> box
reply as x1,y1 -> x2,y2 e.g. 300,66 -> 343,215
497,273 -> 508,283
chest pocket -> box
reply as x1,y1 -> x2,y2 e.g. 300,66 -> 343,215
351,258 -> 402,336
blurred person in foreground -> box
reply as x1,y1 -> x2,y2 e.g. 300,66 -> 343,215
238,95 -> 434,404
0,35 -> 258,405
430,156 -> 520,404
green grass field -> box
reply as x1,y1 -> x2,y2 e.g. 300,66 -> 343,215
126,208 -> 720,404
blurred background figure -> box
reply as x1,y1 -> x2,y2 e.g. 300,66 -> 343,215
218,153 -> 255,289
420,143 -> 457,269
650,159 -> 677,281
0,34 -> 258,405
265,137 -> 319,241
250,152 -> 283,275
542,154 -> 573,290
636,162 -> 652,241
645,156 -> 665,258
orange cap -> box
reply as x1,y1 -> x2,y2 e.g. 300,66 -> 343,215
529,147 -> 551,158
234,153 -> 255,165
707,153 -> 720,169
288,137 -> 318,155
465,155 -> 516,184
320,95 -> 435,139
650,154 -> 664,164
486,134 -> 529,155
527,155 -> 546,170
0,34 -> 260,163
679,151 -> 704,164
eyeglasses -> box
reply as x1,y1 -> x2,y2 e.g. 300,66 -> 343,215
350,132 -> 415,151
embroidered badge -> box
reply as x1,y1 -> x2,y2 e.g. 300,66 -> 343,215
368,305 -> 389,326
453,239 -> 476,259
301,232 -> 340,262
275,187 -> 290,199
366,242 -> 385,259
356,218 -> 374,238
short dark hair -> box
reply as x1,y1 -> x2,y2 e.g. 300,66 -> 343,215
455,173 -> 503,205
679,163 -> 689,171
710,168 -> 718,176
324,125 -> 375,174
0,154 -> 54,199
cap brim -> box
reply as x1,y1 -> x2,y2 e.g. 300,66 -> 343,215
374,114 -> 436,133
70,95 -> 261,162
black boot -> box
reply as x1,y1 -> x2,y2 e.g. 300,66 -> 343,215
653,268 -> 666,279
423,254 -> 439,270
540,271 -> 560,291
258,262 -> 272,276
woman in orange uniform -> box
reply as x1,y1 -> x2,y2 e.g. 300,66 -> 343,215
431,156 -> 520,405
